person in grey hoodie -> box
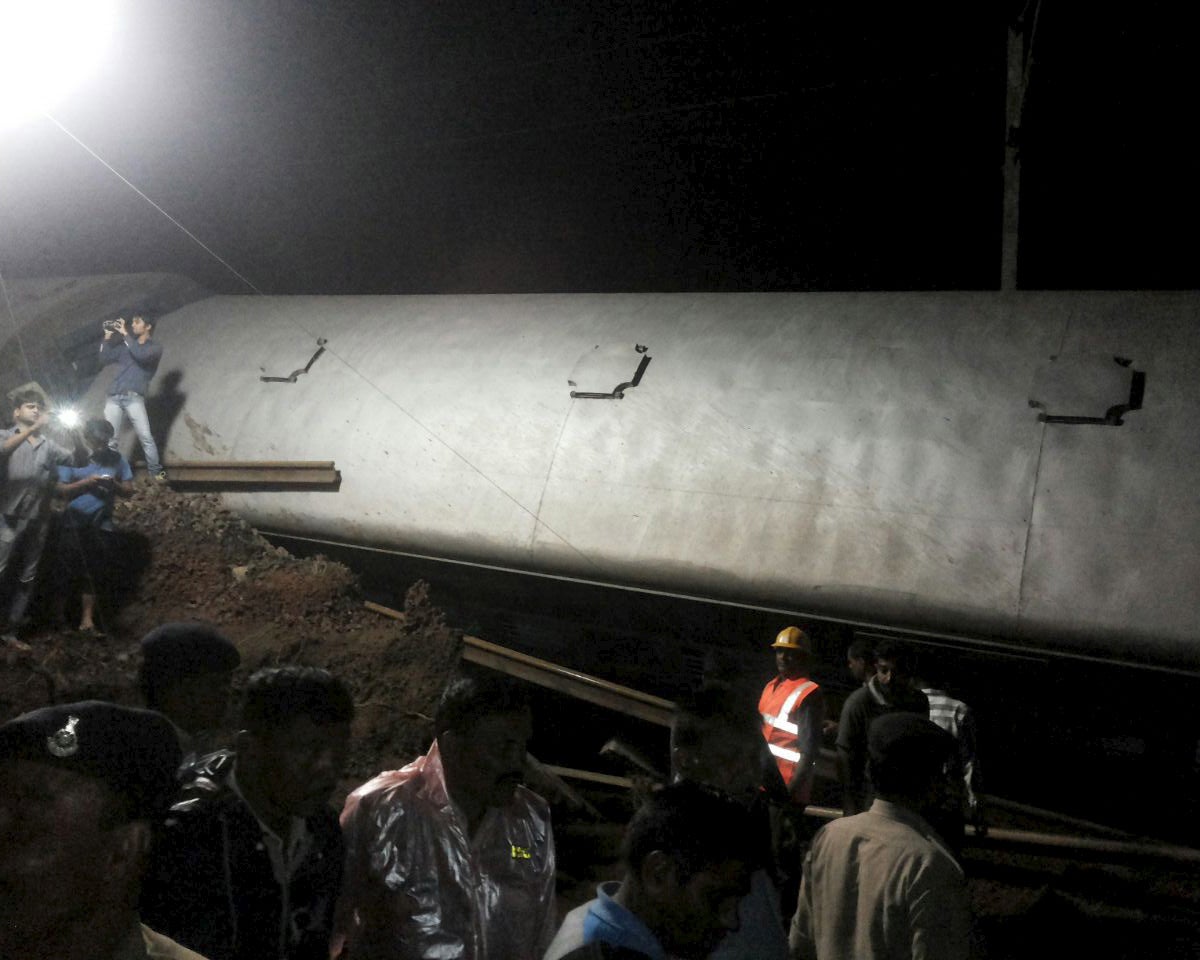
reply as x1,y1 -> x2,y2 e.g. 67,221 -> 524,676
100,313 -> 166,480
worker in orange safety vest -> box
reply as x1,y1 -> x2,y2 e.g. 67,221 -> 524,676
758,626 -> 826,806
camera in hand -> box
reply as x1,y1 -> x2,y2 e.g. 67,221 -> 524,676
102,319 -> 122,332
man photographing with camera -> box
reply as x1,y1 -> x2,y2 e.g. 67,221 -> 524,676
100,313 -> 166,481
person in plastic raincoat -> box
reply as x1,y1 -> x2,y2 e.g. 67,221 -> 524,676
334,675 -> 556,960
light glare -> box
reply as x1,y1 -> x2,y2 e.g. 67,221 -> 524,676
0,0 -> 115,128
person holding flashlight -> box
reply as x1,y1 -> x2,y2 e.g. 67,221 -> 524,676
0,386 -> 73,650
100,313 -> 166,481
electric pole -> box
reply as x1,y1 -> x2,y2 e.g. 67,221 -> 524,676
1002,1 -> 1041,291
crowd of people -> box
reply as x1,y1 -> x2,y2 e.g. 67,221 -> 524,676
0,312 -> 164,651
0,615 -> 984,960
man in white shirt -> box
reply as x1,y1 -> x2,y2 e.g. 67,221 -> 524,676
790,712 -> 971,960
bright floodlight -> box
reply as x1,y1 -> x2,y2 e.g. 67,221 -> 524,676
55,408 -> 81,428
0,0 -> 115,128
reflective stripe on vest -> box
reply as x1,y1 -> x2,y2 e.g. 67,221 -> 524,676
767,682 -> 818,734
768,743 -> 802,763
760,682 -> 817,732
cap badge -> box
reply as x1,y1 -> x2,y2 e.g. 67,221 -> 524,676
46,715 -> 81,758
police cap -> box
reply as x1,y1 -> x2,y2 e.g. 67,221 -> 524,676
0,701 -> 181,820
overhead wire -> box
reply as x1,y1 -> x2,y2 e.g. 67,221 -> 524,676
0,264 -> 36,387
43,113 -> 265,296
37,113 -> 603,572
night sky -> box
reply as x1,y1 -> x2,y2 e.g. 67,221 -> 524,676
1,1 -> 1197,296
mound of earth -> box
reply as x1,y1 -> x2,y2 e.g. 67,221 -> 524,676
0,480 -> 462,784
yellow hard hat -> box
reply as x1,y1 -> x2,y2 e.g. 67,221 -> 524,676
771,626 -> 810,650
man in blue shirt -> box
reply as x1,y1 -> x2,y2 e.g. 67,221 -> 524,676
544,783 -> 760,960
56,418 -> 134,635
100,313 -> 166,481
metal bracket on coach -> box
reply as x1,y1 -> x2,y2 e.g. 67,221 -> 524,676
1028,354 -> 1145,426
568,344 -> 652,400
260,338 -> 328,383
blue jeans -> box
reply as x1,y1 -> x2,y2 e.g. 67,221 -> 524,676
105,392 -> 163,475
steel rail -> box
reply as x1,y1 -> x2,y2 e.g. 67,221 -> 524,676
166,460 -> 341,486
362,601 -> 676,727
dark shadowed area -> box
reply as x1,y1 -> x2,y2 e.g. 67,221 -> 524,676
1,1 -> 1197,296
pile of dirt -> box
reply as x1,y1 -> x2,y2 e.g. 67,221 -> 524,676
0,481 -> 462,784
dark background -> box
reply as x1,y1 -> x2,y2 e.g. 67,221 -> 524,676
1,1 -> 1197,296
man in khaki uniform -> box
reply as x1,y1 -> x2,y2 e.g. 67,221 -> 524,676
0,700 -> 210,960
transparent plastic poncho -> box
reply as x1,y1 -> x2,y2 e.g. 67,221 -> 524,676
334,742 -> 556,960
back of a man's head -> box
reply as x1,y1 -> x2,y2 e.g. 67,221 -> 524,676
868,712 -> 955,801
620,782 -> 760,958
139,622 -> 241,733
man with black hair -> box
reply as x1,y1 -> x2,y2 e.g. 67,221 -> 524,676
141,666 -> 353,960
545,782 -> 761,960
334,674 -> 556,960
822,640 -> 877,738
0,700 -> 206,960
138,621 -> 241,765
548,686 -> 789,960
100,313 -> 166,481
54,417 -> 134,635
790,713 -> 970,960
1,385 -> 74,649
846,639 -> 876,685
836,639 -> 930,815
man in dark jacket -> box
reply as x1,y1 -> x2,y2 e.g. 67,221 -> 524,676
100,313 -> 166,480
836,639 -> 931,815
142,666 -> 354,960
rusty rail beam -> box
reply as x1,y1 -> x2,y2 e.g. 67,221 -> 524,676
462,634 -> 676,727
363,601 -> 675,726
166,460 -> 340,486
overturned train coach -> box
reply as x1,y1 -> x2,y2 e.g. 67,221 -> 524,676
73,289 -> 1199,680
